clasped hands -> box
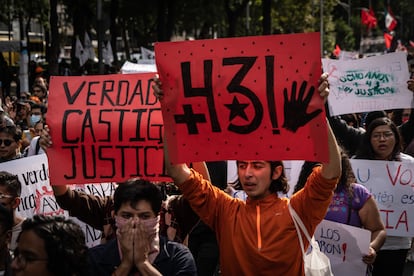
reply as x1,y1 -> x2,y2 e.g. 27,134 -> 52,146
117,218 -> 151,269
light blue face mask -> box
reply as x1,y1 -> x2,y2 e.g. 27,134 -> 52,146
30,114 -> 41,125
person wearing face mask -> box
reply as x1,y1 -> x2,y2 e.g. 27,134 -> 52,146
28,103 -> 45,128
87,178 -> 197,276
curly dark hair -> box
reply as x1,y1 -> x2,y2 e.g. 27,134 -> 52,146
232,161 -> 289,194
19,215 -> 89,276
114,178 -> 163,215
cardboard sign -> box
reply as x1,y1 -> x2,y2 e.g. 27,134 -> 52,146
350,159 -> 414,236
315,220 -> 370,276
2,155 -> 66,217
47,73 -> 169,184
155,33 -> 328,164
322,52 -> 413,116
1,155 -> 117,248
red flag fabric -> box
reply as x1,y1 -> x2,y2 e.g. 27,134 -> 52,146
361,8 -> 377,29
385,7 -> 397,32
333,44 -> 341,57
384,32 -> 393,50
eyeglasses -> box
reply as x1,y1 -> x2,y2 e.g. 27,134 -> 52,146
0,193 -> 14,200
0,139 -> 14,146
13,248 -> 48,269
372,131 -> 394,140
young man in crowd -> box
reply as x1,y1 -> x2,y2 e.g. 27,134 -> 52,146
0,123 -> 22,163
153,73 -> 341,275
87,178 -> 197,275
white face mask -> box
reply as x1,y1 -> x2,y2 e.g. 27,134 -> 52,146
30,114 -> 41,125
115,216 -> 159,238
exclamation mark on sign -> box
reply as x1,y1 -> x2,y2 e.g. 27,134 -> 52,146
342,243 -> 347,261
265,56 -> 279,134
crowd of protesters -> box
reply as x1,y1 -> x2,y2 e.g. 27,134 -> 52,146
1,45 -> 414,275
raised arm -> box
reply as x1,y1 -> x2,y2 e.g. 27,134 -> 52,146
152,78 -> 192,184
321,121 -> 342,180
319,74 -> 342,180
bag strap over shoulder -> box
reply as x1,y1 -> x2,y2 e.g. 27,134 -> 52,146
289,203 -> 320,257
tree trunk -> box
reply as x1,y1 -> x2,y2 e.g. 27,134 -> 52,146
110,0 -> 118,64
165,0 -> 176,41
156,0 -> 167,41
71,0 -> 88,73
225,0 -> 250,37
48,0 -> 59,76
262,0 -> 271,35
120,18 -> 130,60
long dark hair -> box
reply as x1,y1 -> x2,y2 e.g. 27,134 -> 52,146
354,117 -> 402,161
294,149 -> 355,197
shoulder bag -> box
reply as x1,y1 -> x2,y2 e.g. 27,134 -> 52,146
288,203 -> 334,276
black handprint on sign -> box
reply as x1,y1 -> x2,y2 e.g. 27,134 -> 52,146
282,81 -> 322,132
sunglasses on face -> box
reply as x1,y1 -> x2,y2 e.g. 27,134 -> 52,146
0,139 -> 14,146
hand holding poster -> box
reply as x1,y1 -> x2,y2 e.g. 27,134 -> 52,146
350,159 -> 414,236
47,73 -> 169,185
155,33 -> 328,164
322,52 -> 413,116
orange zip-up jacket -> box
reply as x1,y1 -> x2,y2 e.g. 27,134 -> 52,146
179,166 -> 337,275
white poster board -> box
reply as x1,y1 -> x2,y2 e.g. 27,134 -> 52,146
350,159 -> 414,236
322,52 -> 413,116
2,155 -> 116,247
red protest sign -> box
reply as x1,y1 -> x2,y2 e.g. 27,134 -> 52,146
155,32 -> 328,164
47,73 -> 169,185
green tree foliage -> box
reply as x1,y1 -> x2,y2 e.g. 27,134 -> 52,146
1,0 -> 414,74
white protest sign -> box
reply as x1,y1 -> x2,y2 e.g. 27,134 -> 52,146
1,155 -> 117,247
322,52 -> 413,116
120,60 -> 157,73
339,51 -> 359,61
350,159 -> 414,236
315,219 -> 370,276
1,154 -> 67,217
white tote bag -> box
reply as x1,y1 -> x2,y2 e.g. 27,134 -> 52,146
288,204 -> 334,276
